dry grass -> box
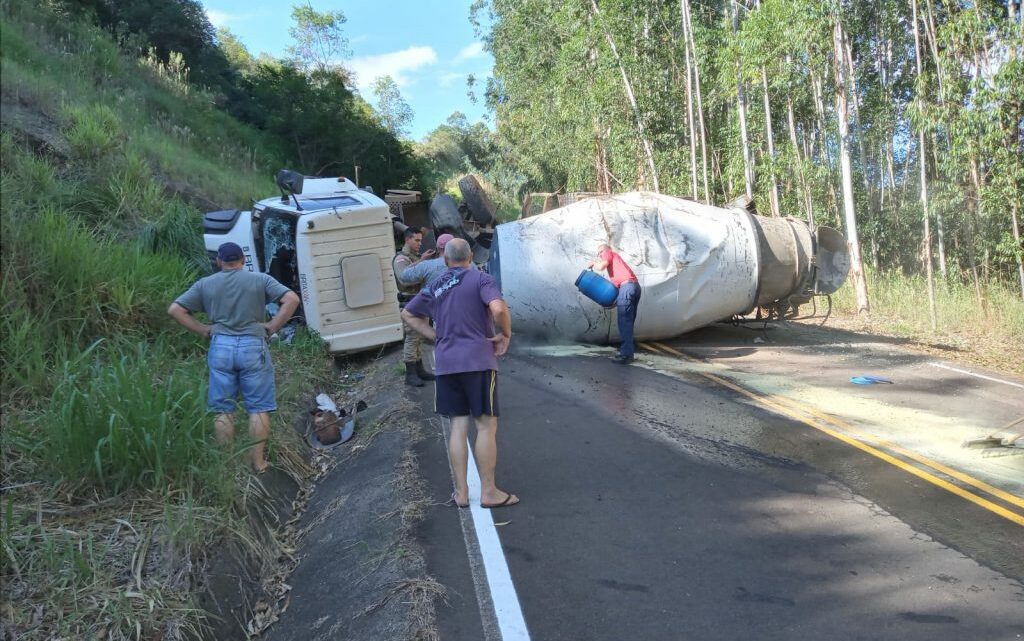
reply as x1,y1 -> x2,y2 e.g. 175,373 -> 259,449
823,310 -> 1024,377
829,270 -> 1024,376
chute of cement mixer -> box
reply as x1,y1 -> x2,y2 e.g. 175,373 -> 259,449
486,192 -> 849,344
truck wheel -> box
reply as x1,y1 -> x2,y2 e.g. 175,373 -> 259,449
458,175 -> 497,225
430,194 -> 463,232
430,194 -> 476,248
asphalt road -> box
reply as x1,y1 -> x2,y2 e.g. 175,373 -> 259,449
413,323 -> 1024,641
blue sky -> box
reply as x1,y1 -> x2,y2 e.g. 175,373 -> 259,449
201,1 -> 494,142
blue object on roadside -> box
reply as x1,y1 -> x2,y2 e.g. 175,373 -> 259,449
339,419 -> 355,443
851,375 -> 894,385
575,269 -> 619,307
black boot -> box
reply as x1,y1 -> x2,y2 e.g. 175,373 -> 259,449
404,362 -> 424,387
415,359 -> 436,381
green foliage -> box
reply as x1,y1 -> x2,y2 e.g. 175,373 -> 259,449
217,27 -> 256,73
0,3 -> 341,638
61,0 -> 231,89
287,5 -> 350,73
138,200 -> 212,274
372,74 -> 414,138
416,111 -> 499,191
0,206 -> 195,399
476,0 -> 1024,304
38,343 -> 235,499
230,58 -> 422,191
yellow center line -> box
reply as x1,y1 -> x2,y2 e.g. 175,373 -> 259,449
651,342 -> 1024,508
764,390 -> 1024,510
643,342 -> 1024,527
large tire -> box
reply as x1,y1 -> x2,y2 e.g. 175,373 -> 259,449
430,194 -> 463,231
458,175 -> 497,226
429,194 -> 476,248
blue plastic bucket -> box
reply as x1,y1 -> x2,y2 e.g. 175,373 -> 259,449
575,269 -> 619,307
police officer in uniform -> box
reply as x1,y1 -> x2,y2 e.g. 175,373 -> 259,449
393,226 -> 437,386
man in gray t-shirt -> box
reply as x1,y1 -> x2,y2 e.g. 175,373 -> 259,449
168,242 -> 300,472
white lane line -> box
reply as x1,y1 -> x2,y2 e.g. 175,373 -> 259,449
928,362 -> 1024,390
443,417 -> 531,641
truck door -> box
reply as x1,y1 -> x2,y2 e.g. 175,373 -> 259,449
261,213 -> 299,293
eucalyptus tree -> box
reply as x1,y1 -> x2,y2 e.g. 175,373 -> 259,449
832,2 -> 871,313
287,5 -> 350,77
473,0 -> 1021,306
372,75 -> 414,139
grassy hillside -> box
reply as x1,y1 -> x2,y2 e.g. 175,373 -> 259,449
1,2 -> 335,639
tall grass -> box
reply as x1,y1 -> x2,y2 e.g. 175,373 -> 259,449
831,268 -> 1024,351
0,206 -> 195,397
0,0 -> 279,206
0,2 -> 328,638
62,103 -> 123,160
42,342 -> 235,499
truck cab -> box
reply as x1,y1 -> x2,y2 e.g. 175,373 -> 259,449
203,170 -> 403,355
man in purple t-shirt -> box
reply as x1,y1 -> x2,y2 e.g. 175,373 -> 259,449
401,239 -> 519,510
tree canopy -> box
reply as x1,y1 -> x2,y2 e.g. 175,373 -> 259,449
473,0 -> 1024,302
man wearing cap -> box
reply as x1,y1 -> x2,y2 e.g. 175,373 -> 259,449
393,227 -> 438,387
398,233 -> 477,292
168,242 -> 300,472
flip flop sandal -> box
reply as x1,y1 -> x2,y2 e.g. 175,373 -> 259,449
450,491 -> 469,509
481,492 -> 519,509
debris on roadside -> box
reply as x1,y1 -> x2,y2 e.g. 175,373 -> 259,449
309,393 -> 364,448
850,375 -> 894,385
963,417 -> 1024,451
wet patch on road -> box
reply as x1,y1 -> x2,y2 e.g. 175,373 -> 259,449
898,612 -> 960,624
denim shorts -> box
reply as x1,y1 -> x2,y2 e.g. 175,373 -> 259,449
207,335 -> 277,413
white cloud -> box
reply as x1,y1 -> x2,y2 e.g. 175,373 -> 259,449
206,8 -> 265,29
454,41 -> 485,63
205,9 -> 233,28
349,46 -> 438,91
438,72 -> 464,88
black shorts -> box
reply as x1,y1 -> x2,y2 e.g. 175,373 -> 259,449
435,370 -> 499,417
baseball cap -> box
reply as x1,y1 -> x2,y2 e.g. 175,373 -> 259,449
435,233 -> 455,251
217,242 -> 244,262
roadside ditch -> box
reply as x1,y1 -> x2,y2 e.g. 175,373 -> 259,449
200,350 -> 441,641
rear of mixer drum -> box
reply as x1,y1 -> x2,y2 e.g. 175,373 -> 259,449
815,226 -> 850,295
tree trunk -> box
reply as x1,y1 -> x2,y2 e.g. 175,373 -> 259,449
1012,200 -> 1024,301
832,16 -> 870,314
590,0 -> 659,192
911,0 -> 938,329
731,0 -> 755,200
682,3 -> 698,199
966,157 -> 987,309
810,67 -> 840,218
787,85 -> 813,224
843,34 -> 870,198
810,70 -> 828,165
761,67 -> 781,217
886,139 -> 897,190
682,0 -> 709,201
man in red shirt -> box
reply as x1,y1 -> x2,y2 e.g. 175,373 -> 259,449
589,243 -> 641,363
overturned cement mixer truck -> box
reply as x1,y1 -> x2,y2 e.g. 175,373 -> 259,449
202,168 -> 849,354
486,192 -> 850,344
